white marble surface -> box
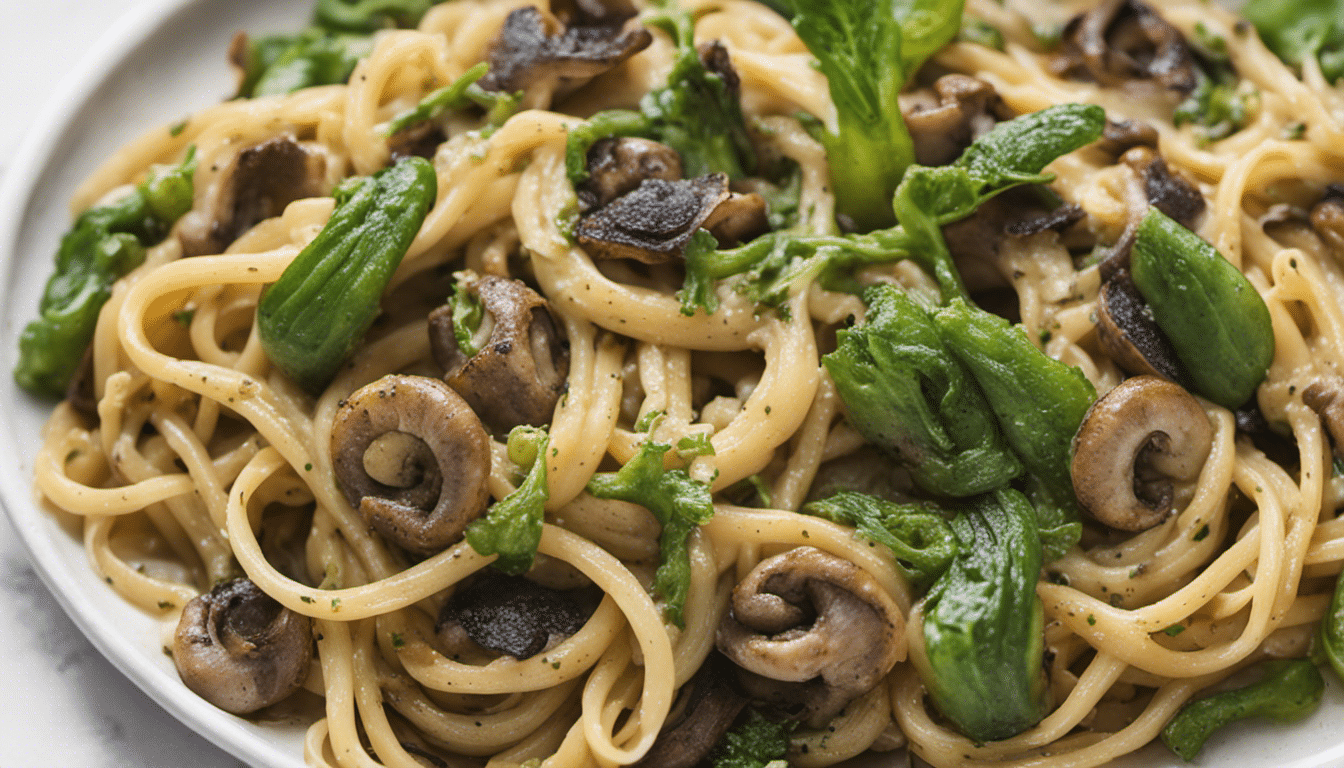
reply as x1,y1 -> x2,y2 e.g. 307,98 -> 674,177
0,2 -> 244,765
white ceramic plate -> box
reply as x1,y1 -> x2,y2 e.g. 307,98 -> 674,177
2,1 -> 1343,767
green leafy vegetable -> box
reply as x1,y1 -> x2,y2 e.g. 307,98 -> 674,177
1130,207 -> 1275,409
313,0 -> 432,32
258,156 -> 436,393
1243,0 -> 1344,84
919,488 -> 1050,742
564,9 -> 755,185
933,297 -> 1095,558
385,62 -> 522,137
784,0 -> 953,230
1160,659 -> 1324,761
236,29 -> 374,98
586,439 -> 715,626
678,103 -> 1105,315
465,427 -> 551,575
712,709 -> 796,768
803,491 -> 958,590
822,286 -> 1023,497
16,148 -> 198,396
1318,561 -> 1344,683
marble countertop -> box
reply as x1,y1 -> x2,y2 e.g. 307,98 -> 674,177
0,2 -> 244,766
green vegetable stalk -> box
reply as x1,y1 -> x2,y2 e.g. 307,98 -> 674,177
803,491 -> 958,590
385,62 -> 522,137
822,286 -> 1023,498
465,426 -> 550,575
15,148 -> 198,396
1317,566 -> 1344,682
1129,207 -> 1275,409
785,0 -> 962,231
257,156 -> 436,393
918,488 -> 1050,742
1160,659 -> 1324,761
586,439 -> 715,627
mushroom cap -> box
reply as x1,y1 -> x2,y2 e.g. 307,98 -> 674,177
1071,375 -> 1213,531
177,135 -> 332,257
902,74 -> 1003,167
478,6 -> 651,95
330,374 -> 491,555
1055,0 -> 1197,93
633,654 -> 749,768
172,578 -> 312,715
1303,376 -> 1344,459
436,572 -> 598,660
429,275 -> 570,431
579,137 -> 684,212
716,546 -> 904,728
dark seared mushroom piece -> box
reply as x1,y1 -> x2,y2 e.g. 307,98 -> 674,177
330,374 -> 491,555
1071,375 -> 1213,531
436,571 -> 599,659
1097,118 -> 1160,155
634,654 -> 749,768
177,136 -> 331,257
578,137 -> 684,213
173,578 -> 312,715
716,546 -> 903,729
903,74 -> 1003,167
429,275 -> 570,431
576,174 -> 767,263
477,6 -> 652,95
1054,0 -> 1197,93
1095,269 -> 1187,383
1121,146 -> 1205,226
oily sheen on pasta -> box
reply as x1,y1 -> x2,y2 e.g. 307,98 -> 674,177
24,0 -> 1344,765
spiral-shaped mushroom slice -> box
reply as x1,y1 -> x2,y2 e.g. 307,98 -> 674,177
173,578 -> 313,715
331,374 -> 491,555
716,546 -> 903,728
1071,375 -> 1213,531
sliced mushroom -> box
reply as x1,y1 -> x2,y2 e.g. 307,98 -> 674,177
1311,189 -> 1344,255
388,120 -> 447,163
634,654 -> 749,768
902,74 -> 1003,167
1121,146 -> 1205,226
579,137 -> 684,213
1097,117 -> 1160,155
428,275 -> 570,431
478,6 -> 652,99
716,546 -> 903,728
173,578 -> 312,715
331,374 -> 491,555
1054,0 -> 1197,93
1095,269 -> 1187,383
576,174 -> 767,263
1303,377 -> 1344,460
177,135 -> 332,257
436,571 -> 599,659
1071,375 -> 1213,531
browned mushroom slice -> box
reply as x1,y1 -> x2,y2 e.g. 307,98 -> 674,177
173,578 -> 313,715
436,572 -> 599,659
1097,117 -> 1160,155
903,74 -> 1003,167
1303,377 -> 1344,460
576,174 -> 767,263
1071,375 -> 1213,531
1095,269 -> 1186,383
1311,189 -> 1344,254
634,655 -> 749,768
388,120 -> 447,163
1121,146 -> 1205,226
1054,0 -> 1197,93
177,136 -> 332,257
330,374 -> 491,555
477,6 -> 652,95
716,546 -> 903,728
578,137 -> 684,213
428,276 -> 570,431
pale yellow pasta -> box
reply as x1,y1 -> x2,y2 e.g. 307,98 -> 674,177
27,0 -> 1344,766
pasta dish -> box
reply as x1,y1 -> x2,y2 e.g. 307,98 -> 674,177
15,0 -> 1344,765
